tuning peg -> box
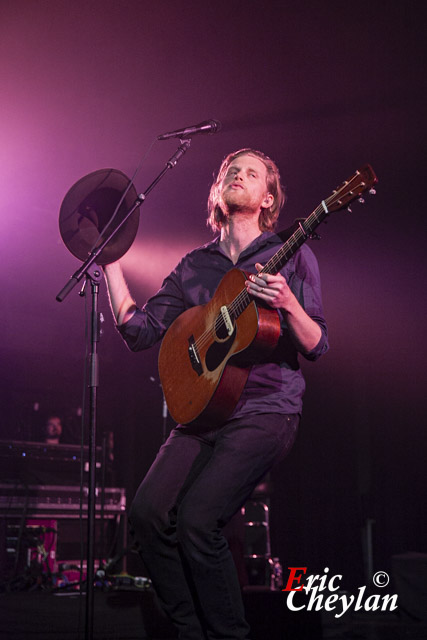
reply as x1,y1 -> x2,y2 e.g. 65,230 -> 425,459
358,196 -> 365,204
369,188 -> 376,195
347,206 -> 352,213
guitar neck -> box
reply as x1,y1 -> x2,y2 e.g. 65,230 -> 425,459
260,201 -> 328,276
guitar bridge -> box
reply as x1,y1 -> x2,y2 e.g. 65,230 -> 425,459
188,335 -> 203,376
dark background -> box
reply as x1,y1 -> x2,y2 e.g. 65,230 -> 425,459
1,0 -> 426,589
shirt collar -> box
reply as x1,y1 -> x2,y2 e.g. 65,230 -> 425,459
202,231 -> 283,256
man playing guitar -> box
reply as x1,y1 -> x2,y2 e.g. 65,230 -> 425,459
103,148 -> 328,639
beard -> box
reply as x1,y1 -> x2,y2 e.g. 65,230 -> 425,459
220,187 -> 260,215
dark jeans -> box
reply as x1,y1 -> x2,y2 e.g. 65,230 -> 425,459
129,412 -> 299,640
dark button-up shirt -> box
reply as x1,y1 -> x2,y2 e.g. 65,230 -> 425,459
118,231 -> 328,418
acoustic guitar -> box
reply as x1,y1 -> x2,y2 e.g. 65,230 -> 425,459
158,165 -> 378,426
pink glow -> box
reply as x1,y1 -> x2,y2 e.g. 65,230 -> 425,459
121,237 -> 198,294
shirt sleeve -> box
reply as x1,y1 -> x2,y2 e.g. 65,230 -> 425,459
285,243 -> 329,361
117,262 -> 185,352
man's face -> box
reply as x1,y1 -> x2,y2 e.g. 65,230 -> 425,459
220,154 -> 272,216
46,417 -> 62,438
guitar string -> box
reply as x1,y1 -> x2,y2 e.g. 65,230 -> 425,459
192,197 -> 340,353
192,220 -> 313,353
191,228 -> 303,352
192,201 -> 332,353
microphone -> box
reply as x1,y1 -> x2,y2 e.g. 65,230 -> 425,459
157,119 -> 222,141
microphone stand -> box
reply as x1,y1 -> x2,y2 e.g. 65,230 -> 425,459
56,138 -> 191,640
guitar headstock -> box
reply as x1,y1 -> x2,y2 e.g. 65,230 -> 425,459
325,165 -> 378,213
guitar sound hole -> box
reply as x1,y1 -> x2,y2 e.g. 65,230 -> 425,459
215,316 -> 229,341
205,326 -> 236,371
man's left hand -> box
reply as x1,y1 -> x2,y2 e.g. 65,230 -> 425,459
245,262 -> 294,311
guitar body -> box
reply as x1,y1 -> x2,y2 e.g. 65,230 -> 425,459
158,268 -> 281,426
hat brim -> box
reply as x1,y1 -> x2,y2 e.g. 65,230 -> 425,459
59,168 -> 140,265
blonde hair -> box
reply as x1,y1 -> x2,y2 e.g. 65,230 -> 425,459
207,148 -> 285,233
